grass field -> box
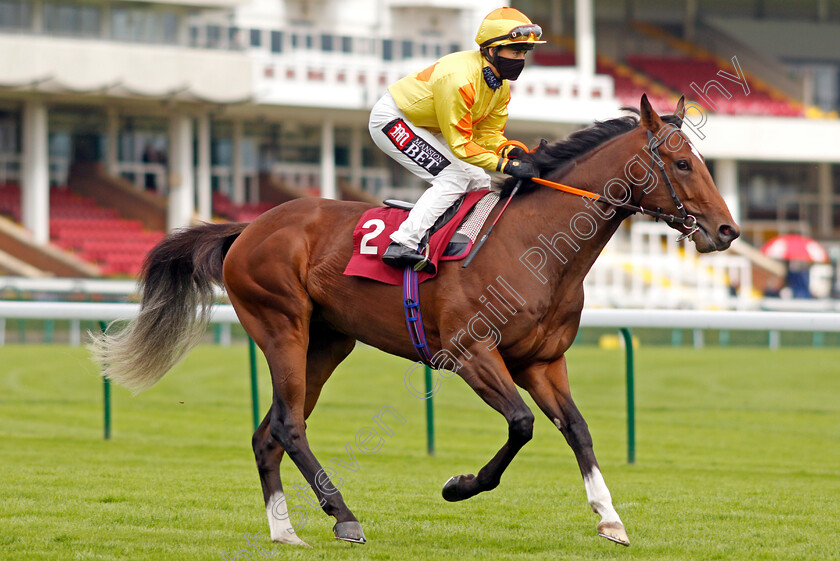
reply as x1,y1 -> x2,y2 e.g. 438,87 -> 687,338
1,342 -> 838,561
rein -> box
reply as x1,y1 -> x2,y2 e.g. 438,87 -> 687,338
531,128 -> 699,242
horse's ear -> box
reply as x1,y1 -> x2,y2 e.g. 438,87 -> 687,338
639,93 -> 663,132
674,95 -> 686,129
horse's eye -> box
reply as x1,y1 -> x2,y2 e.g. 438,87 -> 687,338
676,160 -> 691,171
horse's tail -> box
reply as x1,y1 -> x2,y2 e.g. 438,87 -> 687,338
89,222 -> 247,394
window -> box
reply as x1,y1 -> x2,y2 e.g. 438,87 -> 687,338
44,1 -> 101,37
341,36 -> 352,54
291,33 -> 312,49
0,0 -> 31,29
0,114 -> 18,154
161,13 -> 178,44
250,28 -> 261,48
206,24 -> 221,48
79,4 -> 98,35
320,34 -> 333,52
111,8 -> 129,40
270,30 -> 282,53
111,7 -> 179,44
401,40 -> 413,59
382,39 -> 393,61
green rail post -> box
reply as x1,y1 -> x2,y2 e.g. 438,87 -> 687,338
619,328 -> 635,464
424,365 -> 435,456
103,376 -> 111,440
99,321 -> 111,440
248,337 -> 260,431
44,319 -> 54,343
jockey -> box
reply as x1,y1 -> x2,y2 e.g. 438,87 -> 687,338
368,7 -> 545,270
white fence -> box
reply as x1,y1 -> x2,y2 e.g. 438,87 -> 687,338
1,301 -> 838,348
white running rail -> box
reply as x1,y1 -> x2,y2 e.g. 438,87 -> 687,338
1,301 -> 838,347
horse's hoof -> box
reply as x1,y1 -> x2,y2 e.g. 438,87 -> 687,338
442,474 -> 474,502
333,521 -> 366,544
597,521 -> 630,546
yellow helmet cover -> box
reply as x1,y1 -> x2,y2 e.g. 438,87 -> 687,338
475,7 -> 546,49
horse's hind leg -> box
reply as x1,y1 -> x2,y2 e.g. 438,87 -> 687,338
253,326 -> 356,545
515,356 -> 629,546
259,315 -> 363,543
253,412 -> 303,545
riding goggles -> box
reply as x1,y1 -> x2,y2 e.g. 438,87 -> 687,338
480,25 -> 544,48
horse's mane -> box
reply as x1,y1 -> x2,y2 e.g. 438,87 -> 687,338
499,108 -> 683,198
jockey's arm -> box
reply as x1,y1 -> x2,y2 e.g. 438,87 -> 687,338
472,89 -> 512,157
432,73 -> 509,173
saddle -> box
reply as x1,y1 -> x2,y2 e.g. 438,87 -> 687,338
383,198 -> 471,258
343,190 -> 499,285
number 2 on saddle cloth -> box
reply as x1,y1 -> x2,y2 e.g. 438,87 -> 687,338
343,189 -> 498,286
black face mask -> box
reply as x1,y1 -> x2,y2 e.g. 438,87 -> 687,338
494,55 -> 525,81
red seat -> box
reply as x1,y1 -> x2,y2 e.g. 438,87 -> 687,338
624,54 -> 803,117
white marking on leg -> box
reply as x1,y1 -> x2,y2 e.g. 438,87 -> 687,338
583,468 -> 622,525
266,492 -> 309,546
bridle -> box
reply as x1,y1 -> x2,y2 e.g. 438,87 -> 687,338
531,126 -> 701,242
467,125 -> 702,269
622,128 -> 700,242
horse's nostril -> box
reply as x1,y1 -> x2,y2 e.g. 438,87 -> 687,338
718,224 -> 739,242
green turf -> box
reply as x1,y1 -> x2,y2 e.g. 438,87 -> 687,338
0,342 -> 838,561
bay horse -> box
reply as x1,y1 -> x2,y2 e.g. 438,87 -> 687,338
91,95 -> 738,548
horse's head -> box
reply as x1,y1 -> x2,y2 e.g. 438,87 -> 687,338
635,94 -> 740,252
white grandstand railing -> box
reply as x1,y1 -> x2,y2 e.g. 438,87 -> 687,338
115,162 -> 169,193
0,153 -> 70,185
267,163 -> 404,200
586,222 -> 756,310
586,252 -> 753,310
252,52 -> 618,121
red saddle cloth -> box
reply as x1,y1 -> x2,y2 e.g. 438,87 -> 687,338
343,190 -> 490,285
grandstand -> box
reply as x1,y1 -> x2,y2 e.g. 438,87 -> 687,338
0,0 -> 838,304
0,183 -> 163,276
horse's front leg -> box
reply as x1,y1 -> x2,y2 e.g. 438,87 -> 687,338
441,349 -> 535,501
515,355 -> 629,546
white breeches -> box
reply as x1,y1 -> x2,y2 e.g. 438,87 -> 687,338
368,92 -> 491,248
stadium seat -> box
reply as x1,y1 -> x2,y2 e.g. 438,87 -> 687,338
624,55 -> 803,117
213,191 -> 276,222
0,184 -> 168,277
